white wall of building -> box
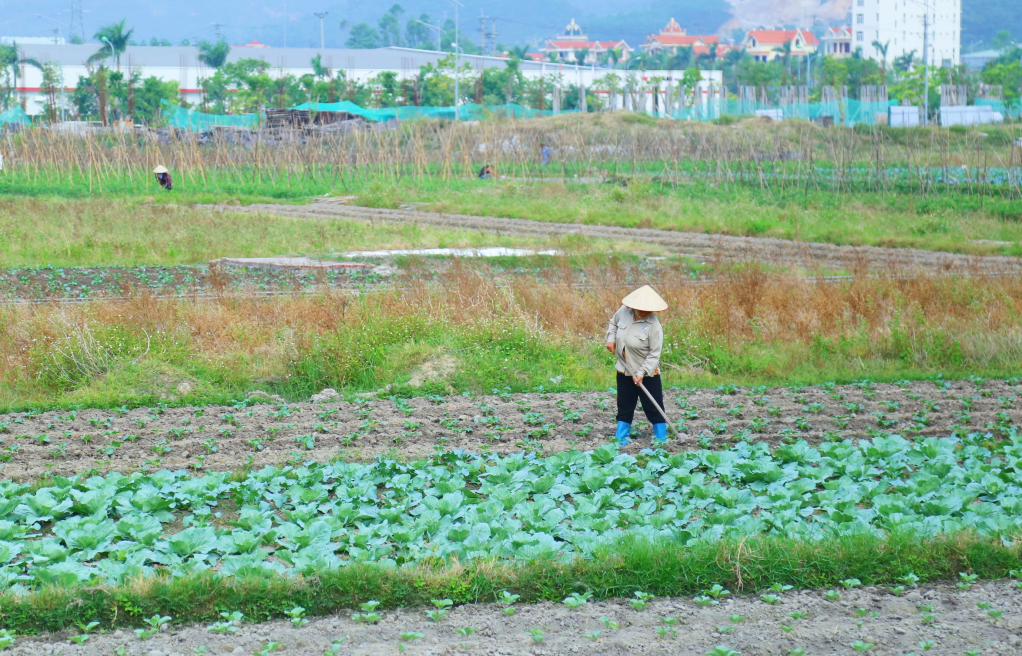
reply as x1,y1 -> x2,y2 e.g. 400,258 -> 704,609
9,43 -> 721,118
855,0 -> 960,67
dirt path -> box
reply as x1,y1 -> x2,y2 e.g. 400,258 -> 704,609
219,200 -> 1022,273
2,379 -> 1016,480
12,581 -> 1021,655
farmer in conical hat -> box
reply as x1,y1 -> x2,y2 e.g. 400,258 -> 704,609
153,165 -> 172,190
605,285 -> 668,445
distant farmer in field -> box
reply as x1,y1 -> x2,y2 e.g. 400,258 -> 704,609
541,143 -> 550,165
153,165 -> 172,190
605,285 -> 668,445
478,164 -> 495,179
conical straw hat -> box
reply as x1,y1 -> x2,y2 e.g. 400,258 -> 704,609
621,285 -> 668,312
153,165 -> 168,174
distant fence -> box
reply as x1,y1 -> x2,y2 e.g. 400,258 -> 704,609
150,97 -> 1018,132
671,98 -> 900,126
162,100 -> 260,131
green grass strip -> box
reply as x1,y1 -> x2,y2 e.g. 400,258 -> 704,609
2,532 -> 1017,634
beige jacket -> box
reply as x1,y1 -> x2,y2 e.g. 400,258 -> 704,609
605,305 -> 663,378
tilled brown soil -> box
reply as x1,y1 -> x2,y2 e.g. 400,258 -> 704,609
12,581 -> 1021,655
1,379 -> 1018,479
220,200 -> 1022,273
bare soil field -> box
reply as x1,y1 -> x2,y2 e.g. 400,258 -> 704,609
11,581 -> 1020,656
1,379 -> 1016,480
223,200 -> 1022,273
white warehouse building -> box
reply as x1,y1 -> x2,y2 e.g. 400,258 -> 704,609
6,43 -> 721,119
855,0 -> 961,67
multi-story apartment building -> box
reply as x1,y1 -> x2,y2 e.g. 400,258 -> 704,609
854,0 -> 960,67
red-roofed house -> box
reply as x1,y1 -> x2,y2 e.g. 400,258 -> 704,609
540,19 -> 631,64
820,26 -> 852,58
642,18 -> 721,56
741,29 -> 818,62
234,40 -> 270,48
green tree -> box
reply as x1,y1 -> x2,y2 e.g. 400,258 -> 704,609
992,29 -> 1015,51
871,40 -> 889,84
92,20 -> 134,70
893,50 -> 916,73
197,40 -> 231,69
679,67 -> 702,106
133,76 -> 179,124
378,4 -> 405,47
982,61 -> 1022,109
821,56 -> 849,88
346,23 -> 381,48
371,70 -> 401,107
406,13 -> 431,47
739,59 -> 779,95
0,43 -> 43,111
439,19 -> 480,54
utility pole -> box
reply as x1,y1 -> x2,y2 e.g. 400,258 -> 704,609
922,0 -> 929,125
477,13 -> 497,56
212,22 -> 225,42
314,12 -> 328,49
451,0 -> 462,120
70,0 -> 84,42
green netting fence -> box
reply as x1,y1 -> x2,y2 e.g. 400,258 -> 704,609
670,99 -> 900,125
160,96 -> 1015,131
975,99 -> 1022,120
292,101 -> 576,121
161,100 -> 260,131
0,106 -> 30,127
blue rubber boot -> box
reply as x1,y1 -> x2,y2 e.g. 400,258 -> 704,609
653,423 -> 668,444
615,421 -> 632,446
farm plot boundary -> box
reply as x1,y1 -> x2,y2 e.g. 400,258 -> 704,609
0,532 -> 1017,635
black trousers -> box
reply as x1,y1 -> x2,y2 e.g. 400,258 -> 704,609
616,372 -> 666,424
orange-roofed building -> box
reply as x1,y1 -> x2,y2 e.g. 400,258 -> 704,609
235,40 -> 270,48
642,18 -> 722,57
741,29 -> 818,62
540,18 -> 631,64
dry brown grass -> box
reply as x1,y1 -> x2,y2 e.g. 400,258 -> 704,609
3,263 -> 1022,406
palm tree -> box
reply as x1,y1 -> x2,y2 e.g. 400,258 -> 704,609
606,47 -> 621,68
508,44 -> 529,60
670,46 -> 692,71
893,49 -> 916,74
92,20 -> 134,70
871,40 -> 890,84
0,43 -> 43,111
197,40 -> 231,70
575,47 -> 590,65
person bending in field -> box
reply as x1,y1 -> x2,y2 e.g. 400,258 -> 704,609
153,165 -> 172,190
478,164 -> 495,179
605,285 -> 668,445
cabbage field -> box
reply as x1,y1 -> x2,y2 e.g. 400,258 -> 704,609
3,430 -> 1022,592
